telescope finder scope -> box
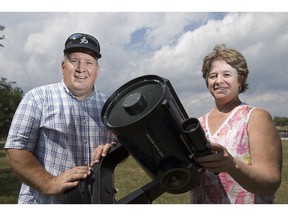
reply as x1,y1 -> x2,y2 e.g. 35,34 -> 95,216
182,117 -> 212,157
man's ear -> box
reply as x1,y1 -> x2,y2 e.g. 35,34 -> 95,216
61,61 -> 65,75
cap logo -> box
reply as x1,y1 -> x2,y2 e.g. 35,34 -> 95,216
80,36 -> 89,44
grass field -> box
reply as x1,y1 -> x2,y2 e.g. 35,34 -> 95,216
1,140 -> 287,204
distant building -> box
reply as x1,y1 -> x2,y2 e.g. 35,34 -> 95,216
277,126 -> 288,138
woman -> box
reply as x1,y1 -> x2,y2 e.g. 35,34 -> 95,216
190,44 -> 282,204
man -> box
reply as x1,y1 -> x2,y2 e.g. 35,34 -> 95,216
5,33 -> 116,203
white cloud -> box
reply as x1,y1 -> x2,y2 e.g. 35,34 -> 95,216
0,12 -> 287,118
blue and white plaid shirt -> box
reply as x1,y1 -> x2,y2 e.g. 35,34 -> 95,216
5,82 -> 116,203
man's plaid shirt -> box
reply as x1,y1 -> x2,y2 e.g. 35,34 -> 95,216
5,82 -> 115,203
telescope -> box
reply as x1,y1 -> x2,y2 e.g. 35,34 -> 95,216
64,75 -> 212,204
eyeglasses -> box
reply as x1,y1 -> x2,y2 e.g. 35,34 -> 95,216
65,33 -> 100,49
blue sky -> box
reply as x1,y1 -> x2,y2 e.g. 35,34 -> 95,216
0,3 -> 288,119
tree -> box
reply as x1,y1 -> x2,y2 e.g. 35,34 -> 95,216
274,116 -> 288,127
0,77 -> 23,139
0,25 -> 4,48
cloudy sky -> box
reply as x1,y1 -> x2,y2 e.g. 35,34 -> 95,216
0,8 -> 288,118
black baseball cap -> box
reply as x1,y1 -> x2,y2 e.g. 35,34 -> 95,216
63,33 -> 102,58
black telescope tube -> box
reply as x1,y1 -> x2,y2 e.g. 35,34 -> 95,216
182,118 -> 211,156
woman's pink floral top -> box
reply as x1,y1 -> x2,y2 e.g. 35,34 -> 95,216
190,104 -> 274,204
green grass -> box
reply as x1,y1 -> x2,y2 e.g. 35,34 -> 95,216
0,141 -> 22,204
1,140 -> 287,204
274,139 -> 288,204
114,156 -> 190,203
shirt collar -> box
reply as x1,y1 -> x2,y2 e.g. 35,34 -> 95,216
61,80 -> 96,101
61,80 -> 76,99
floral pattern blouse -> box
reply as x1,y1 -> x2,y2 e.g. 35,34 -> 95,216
190,103 -> 274,204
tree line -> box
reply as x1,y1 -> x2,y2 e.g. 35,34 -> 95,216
0,77 -> 23,139
0,25 -> 4,47
274,117 -> 288,127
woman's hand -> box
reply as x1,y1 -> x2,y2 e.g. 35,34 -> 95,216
196,142 -> 236,174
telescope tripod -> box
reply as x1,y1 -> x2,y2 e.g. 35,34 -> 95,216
64,145 -> 166,204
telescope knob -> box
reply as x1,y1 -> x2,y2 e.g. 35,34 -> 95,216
122,92 -> 147,115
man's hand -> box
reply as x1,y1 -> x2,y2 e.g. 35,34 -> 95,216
90,142 -> 117,167
46,166 -> 92,195
5,149 -> 94,196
